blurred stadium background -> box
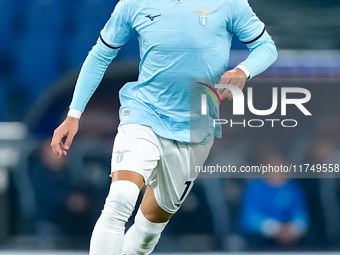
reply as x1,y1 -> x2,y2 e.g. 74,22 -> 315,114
1,0 -> 340,253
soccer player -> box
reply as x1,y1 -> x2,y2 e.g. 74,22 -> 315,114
51,0 -> 277,254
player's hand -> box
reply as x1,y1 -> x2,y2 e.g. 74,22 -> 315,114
274,224 -> 300,246
51,116 -> 79,158
218,68 -> 247,100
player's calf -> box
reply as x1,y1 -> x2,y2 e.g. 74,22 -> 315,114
123,208 -> 168,255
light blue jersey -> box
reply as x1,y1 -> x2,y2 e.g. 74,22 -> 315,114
70,0 -> 277,143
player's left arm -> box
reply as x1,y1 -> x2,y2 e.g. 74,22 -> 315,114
219,0 -> 278,100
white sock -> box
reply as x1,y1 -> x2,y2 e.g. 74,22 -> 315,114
89,181 -> 140,255
123,208 -> 168,255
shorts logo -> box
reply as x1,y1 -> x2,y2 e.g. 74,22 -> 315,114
193,9 -> 216,26
115,150 -> 130,163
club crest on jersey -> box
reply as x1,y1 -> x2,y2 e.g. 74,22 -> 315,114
193,9 -> 216,26
115,150 -> 130,163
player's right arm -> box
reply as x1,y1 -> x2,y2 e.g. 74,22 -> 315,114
51,0 -> 133,157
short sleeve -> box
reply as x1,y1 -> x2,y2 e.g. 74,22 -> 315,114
100,0 -> 134,48
232,0 -> 265,44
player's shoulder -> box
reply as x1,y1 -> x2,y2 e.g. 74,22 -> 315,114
210,0 -> 247,10
118,0 -> 148,5
114,0 -> 143,13
119,0 -> 157,12
219,0 -> 250,8
195,0 -> 235,4
122,0 -> 240,5
210,0 -> 245,4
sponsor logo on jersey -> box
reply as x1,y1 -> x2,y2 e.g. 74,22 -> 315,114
145,14 -> 161,21
115,150 -> 130,163
193,9 -> 216,26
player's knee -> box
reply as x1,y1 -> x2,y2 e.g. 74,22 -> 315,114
102,180 -> 140,223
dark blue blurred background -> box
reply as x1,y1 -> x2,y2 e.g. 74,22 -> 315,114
0,0 -> 340,252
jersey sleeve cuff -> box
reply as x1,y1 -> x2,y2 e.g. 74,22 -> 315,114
236,64 -> 250,79
68,109 -> 82,119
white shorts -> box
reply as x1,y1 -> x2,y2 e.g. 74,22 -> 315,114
111,124 -> 213,214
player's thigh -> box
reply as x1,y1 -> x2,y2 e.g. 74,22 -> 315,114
149,138 -> 213,215
111,124 -> 161,189
140,186 -> 173,223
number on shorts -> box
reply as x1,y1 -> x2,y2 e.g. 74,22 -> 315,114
179,181 -> 192,201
